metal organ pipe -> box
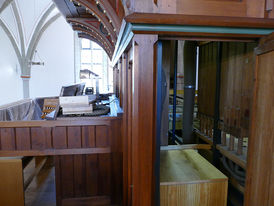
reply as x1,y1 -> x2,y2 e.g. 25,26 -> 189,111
182,41 -> 197,143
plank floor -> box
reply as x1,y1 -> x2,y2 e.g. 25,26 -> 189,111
25,160 -> 56,206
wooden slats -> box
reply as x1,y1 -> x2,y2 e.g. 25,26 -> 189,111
198,41 -> 256,159
73,155 -> 86,197
98,154 -> 111,195
86,154 -> 98,196
52,127 -> 67,149
0,124 -> 115,157
15,128 -> 31,150
60,155 -> 74,198
0,128 -> 15,150
0,118 -> 123,205
61,196 -> 111,206
81,126 -> 95,148
0,148 -> 110,157
68,127 -> 81,149
31,128 -> 50,150
51,119 -> 123,206
96,125 -> 109,147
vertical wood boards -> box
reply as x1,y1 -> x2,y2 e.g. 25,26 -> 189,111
81,126 -> 95,148
54,119 -> 123,206
197,42 -> 217,137
219,42 -> 256,137
198,42 -> 217,118
0,123 -> 114,155
0,158 -> 24,206
15,128 -> 31,150
126,59 -> 133,206
244,37 -> 274,206
131,34 -> 158,206
198,42 -> 256,140
160,181 -> 228,206
121,53 -> 130,205
0,128 -> 15,150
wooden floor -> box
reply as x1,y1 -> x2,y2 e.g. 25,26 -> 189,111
25,159 -> 56,206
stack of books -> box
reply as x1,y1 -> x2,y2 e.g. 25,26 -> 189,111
59,96 -> 93,115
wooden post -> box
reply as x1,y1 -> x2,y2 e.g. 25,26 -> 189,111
131,34 -> 158,206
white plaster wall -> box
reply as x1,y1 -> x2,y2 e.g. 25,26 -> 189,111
0,26 -> 22,106
29,16 -> 75,98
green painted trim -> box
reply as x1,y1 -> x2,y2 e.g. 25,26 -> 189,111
131,23 -> 274,35
112,23 -> 134,65
111,21 -> 274,65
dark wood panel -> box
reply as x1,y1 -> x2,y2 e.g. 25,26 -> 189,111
0,128 -> 15,150
96,126 -> 109,147
0,147 -> 110,157
0,119 -> 112,128
53,127 -> 67,149
31,127 -> 51,150
85,154 -> 98,196
67,127 -> 81,149
131,35 -> 158,206
98,154 -> 111,196
125,13 -> 274,28
60,155 -> 74,198
55,156 -> 62,206
15,128 -> 31,150
61,196 -> 110,206
111,120 -> 123,203
73,155 -> 86,197
81,126 -> 95,148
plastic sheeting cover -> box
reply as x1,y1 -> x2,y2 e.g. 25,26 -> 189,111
0,99 -> 43,121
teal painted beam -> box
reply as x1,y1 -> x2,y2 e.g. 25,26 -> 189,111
131,24 -> 274,35
112,21 -> 274,65
112,23 -> 134,65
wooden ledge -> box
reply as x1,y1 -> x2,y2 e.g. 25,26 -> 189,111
125,13 -> 274,28
0,147 -> 111,157
161,144 -> 211,151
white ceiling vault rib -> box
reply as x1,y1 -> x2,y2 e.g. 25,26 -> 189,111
14,0 -> 53,52
11,1 -> 25,57
0,0 -> 63,78
26,2 -> 53,50
27,12 -> 62,61
0,0 -> 13,14
0,18 -> 21,65
0,4 -> 20,50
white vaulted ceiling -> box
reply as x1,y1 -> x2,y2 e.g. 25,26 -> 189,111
15,0 -> 52,49
0,0 -> 55,56
0,3 -> 20,49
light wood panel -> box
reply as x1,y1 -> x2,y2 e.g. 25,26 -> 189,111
160,150 -> 228,206
161,181 -> 228,206
160,150 -> 227,183
244,35 -> 274,206
0,158 -> 24,206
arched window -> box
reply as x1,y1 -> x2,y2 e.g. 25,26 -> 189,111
80,38 -> 113,94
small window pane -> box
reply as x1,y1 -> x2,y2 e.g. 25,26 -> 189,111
81,50 -> 91,63
82,39 -> 91,49
93,50 -> 103,64
93,65 -> 103,77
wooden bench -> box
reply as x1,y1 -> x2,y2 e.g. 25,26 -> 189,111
0,156 -> 47,206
